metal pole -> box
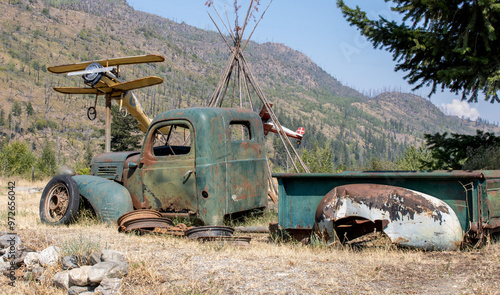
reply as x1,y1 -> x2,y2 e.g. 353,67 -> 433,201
105,95 -> 111,153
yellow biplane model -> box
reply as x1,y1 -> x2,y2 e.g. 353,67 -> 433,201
48,55 -> 165,152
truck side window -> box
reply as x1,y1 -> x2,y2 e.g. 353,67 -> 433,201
151,123 -> 192,157
229,121 -> 252,142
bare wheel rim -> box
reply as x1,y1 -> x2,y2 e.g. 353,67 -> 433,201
44,183 -> 70,222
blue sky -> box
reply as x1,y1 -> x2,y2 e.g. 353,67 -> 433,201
127,0 -> 499,124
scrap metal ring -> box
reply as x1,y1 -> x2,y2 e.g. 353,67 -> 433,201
87,107 -> 96,120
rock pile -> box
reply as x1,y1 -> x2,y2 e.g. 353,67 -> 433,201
52,249 -> 128,295
0,232 -> 37,279
0,232 -> 128,295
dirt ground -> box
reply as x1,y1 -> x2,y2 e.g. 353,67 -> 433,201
1,179 -> 499,294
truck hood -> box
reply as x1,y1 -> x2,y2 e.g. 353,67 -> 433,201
91,151 -> 140,181
92,151 -> 141,164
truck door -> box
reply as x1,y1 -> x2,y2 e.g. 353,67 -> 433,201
225,120 -> 267,213
140,120 -> 197,213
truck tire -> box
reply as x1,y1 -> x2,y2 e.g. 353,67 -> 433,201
39,175 -> 80,225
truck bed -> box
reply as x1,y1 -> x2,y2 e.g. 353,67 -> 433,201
274,170 -> 500,246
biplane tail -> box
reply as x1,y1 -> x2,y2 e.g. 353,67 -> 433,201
258,104 -> 305,142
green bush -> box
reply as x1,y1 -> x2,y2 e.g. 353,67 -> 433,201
0,141 -> 36,177
36,141 -> 57,177
76,167 -> 91,175
34,118 -> 48,130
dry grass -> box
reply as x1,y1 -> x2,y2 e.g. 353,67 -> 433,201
1,178 -> 499,294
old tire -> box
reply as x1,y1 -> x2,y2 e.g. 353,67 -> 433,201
39,175 -> 80,225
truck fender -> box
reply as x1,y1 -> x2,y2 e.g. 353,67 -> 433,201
73,175 -> 134,223
315,183 -> 464,250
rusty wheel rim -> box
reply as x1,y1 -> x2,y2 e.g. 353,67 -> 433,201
44,183 -> 70,222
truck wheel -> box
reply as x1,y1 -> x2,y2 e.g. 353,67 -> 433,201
39,175 -> 80,225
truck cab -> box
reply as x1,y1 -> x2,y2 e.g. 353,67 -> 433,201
89,107 -> 268,225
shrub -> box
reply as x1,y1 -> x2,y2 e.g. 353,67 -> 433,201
0,141 -> 36,177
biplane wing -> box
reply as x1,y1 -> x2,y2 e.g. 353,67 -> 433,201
67,66 -> 115,76
53,87 -> 103,95
48,55 -> 165,74
54,77 -> 163,95
110,77 -> 163,92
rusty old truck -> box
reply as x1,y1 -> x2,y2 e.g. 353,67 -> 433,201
40,107 -> 500,250
40,107 -> 268,227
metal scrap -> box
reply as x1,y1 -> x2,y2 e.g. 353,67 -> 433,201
152,223 -> 189,236
119,217 -> 174,234
185,226 -> 235,239
117,210 -> 251,243
117,209 -> 166,233
196,236 -> 252,246
315,183 -> 464,250
234,226 -> 269,233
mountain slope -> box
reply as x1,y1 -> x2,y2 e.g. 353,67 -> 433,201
0,0 -> 498,171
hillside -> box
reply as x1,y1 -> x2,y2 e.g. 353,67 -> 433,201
0,0 -> 499,173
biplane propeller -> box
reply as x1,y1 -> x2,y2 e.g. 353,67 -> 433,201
48,55 -> 165,152
258,104 -> 305,144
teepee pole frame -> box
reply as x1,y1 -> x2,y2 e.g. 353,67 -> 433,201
207,0 -> 310,174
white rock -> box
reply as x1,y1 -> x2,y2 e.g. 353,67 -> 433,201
24,252 -> 40,271
0,257 -> 10,272
69,265 -> 92,286
39,246 -> 61,267
100,250 -> 128,277
53,271 -> 71,290
88,261 -> 126,283
88,261 -> 116,283
101,250 -> 127,264
94,278 -> 122,295
89,251 -> 101,265
0,234 -> 22,248
68,285 -> 95,295
62,255 -> 79,270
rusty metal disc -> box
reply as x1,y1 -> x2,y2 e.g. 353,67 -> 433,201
152,226 -> 188,236
196,236 -> 251,244
117,209 -> 163,228
120,217 -> 174,233
184,226 -> 235,239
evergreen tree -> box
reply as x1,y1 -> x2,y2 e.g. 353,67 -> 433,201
26,101 -> 34,117
11,101 -> 22,117
463,144 -> 500,170
337,0 -> 500,103
37,140 -> 57,176
84,141 -> 93,166
423,130 -> 500,169
365,157 -> 396,171
299,142 -> 333,173
395,146 -> 433,171
110,106 -> 142,151
0,108 -> 4,126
